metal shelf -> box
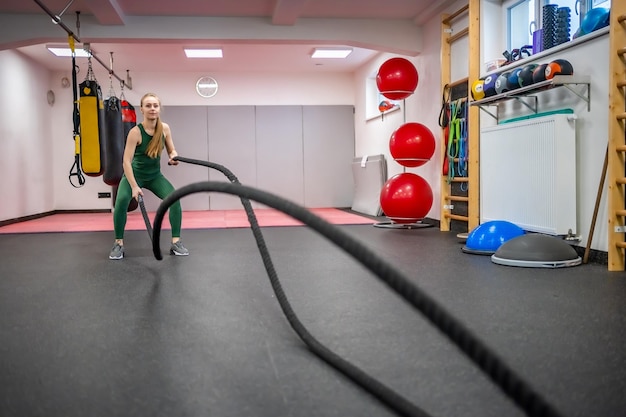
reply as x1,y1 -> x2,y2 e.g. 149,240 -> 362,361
469,75 -> 590,122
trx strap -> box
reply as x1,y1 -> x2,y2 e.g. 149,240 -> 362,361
151,156 -> 565,417
68,35 -> 85,188
79,57 -> 105,177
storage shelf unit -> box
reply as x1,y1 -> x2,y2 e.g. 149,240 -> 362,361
470,75 -> 590,122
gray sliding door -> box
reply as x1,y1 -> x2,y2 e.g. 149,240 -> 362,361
303,105 -> 355,208
255,106 -> 304,206
207,106 -> 257,210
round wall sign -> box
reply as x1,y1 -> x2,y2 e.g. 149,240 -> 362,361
196,76 -> 218,98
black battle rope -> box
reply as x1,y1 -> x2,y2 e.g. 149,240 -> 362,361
137,194 -> 153,244
155,160 -> 565,417
168,156 -> 431,417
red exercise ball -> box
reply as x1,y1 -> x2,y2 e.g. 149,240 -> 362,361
376,58 -> 419,101
380,173 -> 433,223
389,122 -> 435,168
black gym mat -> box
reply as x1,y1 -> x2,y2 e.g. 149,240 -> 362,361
1,226 -> 625,417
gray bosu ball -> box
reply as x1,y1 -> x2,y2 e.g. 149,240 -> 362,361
491,233 -> 582,268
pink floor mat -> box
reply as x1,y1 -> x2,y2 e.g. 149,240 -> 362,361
0,208 -> 375,234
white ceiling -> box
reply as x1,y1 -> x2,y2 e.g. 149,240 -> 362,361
1,0 -> 457,75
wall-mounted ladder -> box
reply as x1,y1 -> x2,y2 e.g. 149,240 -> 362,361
608,2 -> 626,271
439,0 -> 480,233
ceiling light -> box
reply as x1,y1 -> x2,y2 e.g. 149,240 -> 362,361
311,48 -> 353,59
184,48 -> 223,58
47,45 -> 91,58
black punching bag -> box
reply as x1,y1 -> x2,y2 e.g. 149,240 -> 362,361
103,96 -> 124,186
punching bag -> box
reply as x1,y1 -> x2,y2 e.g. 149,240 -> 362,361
121,99 -> 136,140
79,79 -> 106,177
120,99 -> 138,211
103,96 -> 124,186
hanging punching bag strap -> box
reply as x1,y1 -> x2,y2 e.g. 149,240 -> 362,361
68,35 -> 85,188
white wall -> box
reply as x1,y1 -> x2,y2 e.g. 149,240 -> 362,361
0,50 -> 55,220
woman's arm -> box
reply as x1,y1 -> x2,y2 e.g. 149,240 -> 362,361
163,122 -> 179,165
123,126 -> 143,199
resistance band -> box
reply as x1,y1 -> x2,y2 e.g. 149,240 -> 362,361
438,85 -> 451,176
456,101 -> 469,191
149,156 -> 565,417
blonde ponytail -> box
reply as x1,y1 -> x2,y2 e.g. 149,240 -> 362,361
145,117 -> 164,158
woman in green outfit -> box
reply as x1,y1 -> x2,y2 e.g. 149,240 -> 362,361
109,92 -> 188,260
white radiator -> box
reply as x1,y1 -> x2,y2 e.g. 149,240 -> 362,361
480,113 -> 577,235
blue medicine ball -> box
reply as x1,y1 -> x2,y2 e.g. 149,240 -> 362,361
462,220 -> 525,255
507,68 -> 523,91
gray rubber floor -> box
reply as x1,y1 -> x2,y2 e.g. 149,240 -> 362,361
1,224 -> 625,417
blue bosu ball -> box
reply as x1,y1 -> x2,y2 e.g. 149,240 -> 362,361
462,220 -> 525,255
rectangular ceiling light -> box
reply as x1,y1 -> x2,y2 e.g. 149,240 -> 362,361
184,48 -> 223,58
47,46 -> 91,58
311,48 -> 353,59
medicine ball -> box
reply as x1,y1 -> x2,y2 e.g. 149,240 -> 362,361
483,74 -> 498,97
518,64 -> 538,87
507,68 -> 523,91
545,59 -> 574,80
471,78 -> 485,100
532,63 -> 549,84
495,72 -> 511,95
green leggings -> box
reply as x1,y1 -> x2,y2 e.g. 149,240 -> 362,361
113,174 -> 182,240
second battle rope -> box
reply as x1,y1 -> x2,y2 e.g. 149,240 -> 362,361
152,156 -> 564,417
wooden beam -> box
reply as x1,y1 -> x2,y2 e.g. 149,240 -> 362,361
442,5 -> 469,25
607,0 -> 626,271
440,11 -> 453,232
467,0 -> 480,231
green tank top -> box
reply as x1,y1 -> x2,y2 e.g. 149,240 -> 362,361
132,124 -> 163,182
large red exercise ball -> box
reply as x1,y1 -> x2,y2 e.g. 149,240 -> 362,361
376,57 -> 419,101
380,173 -> 433,223
389,122 -> 436,168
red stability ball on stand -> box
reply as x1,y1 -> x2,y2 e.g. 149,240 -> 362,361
389,122 -> 435,168
380,173 -> 433,223
376,57 -> 419,101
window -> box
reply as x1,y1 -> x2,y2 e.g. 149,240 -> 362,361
508,0 -> 534,51
505,0 -> 611,53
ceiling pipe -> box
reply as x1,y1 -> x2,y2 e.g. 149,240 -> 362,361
32,0 -> 132,90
